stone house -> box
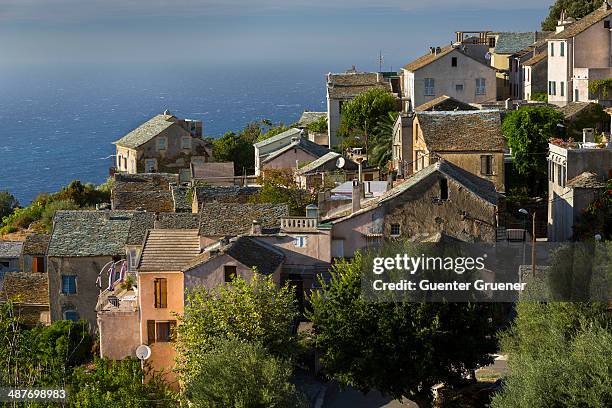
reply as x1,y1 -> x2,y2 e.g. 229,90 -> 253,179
259,136 -> 331,176
412,110 -> 506,192
111,173 -> 193,213
401,46 -> 497,111
326,71 -> 397,148
547,3 -> 612,106
323,161 -> 501,258
190,161 -> 235,185
47,210 -> 143,330
294,152 -> 358,189
0,272 -> 50,326
113,111 -> 211,177
21,233 -> 50,273
547,141 -> 611,241
191,185 -> 260,213
254,128 -> 303,176
0,241 -> 23,273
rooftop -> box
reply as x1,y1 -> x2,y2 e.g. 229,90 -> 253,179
155,213 -> 200,230
522,52 -> 547,66
297,152 -> 341,175
139,229 -> 201,272
327,72 -> 393,99
112,190 -> 175,212
403,46 -> 494,72
113,173 -> 178,192
193,185 -> 260,205
254,128 -> 303,148
554,102 -> 599,120
171,185 -> 192,212
199,203 -> 289,237
297,111 -> 327,127
494,32 -> 537,54
262,137 -> 331,164
550,3 -> 612,40
416,110 -> 505,151
191,162 -> 235,180
113,114 -> 187,149
0,272 -> 49,305
566,172 -> 608,189
415,95 -> 478,112
22,234 -> 50,255
125,211 -> 156,246
0,240 -> 24,258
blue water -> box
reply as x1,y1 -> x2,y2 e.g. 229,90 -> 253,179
0,63 -> 332,204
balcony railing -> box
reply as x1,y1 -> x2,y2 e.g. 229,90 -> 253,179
281,217 -> 318,230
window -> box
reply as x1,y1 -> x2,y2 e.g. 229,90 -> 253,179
64,310 -> 79,322
331,239 -> 344,258
451,57 -> 457,67
156,137 -> 167,151
123,157 -> 127,170
550,42 -> 554,56
475,78 -> 486,95
154,278 -> 167,308
181,136 -> 191,150
455,84 -> 464,93
575,89 -> 580,102
440,178 -> 449,201
488,37 -> 496,48
605,20 -> 611,29
117,155 -> 122,168
390,224 -> 401,237
224,265 -> 237,282
560,81 -> 565,97
147,320 -> 176,344
0,261 -> 9,269
293,236 -> 307,248
145,159 -> 157,173
424,78 -> 435,96
480,155 -> 494,176
552,81 -> 556,95
128,249 -> 138,270
61,275 -> 76,294
33,256 -> 45,273
560,42 -> 565,57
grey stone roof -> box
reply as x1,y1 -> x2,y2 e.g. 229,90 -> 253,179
554,102 -> 599,120
254,128 -> 302,148
112,191 -> 175,212
126,211 -> 156,246
155,213 -> 200,229
194,185 -> 260,205
494,32 -> 537,54
114,173 -> 178,192
48,211 -> 134,257
297,111 -> 327,127
327,72 -> 393,99
566,172 -> 607,189
0,241 -> 23,258
171,185 -> 192,212
550,4 -> 612,40
113,114 -> 184,149
22,234 -> 50,255
199,203 -> 288,237
191,162 -> 234,180
523,52 -> 547,67
262,137 -> 331,164
416,110 -> 505,152
0,272 -> 48,305
297,152 -> 340,174
415,95 -> 478,112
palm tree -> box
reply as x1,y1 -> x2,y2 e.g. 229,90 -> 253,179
369,111 -> 399,169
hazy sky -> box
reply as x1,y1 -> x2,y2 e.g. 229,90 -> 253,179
1,0 -> 556,70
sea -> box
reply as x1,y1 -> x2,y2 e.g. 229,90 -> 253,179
0,63 -> 335,205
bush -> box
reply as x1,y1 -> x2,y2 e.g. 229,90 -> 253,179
40,200 -> 80,230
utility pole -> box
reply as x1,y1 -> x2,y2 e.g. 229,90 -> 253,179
531,211 -> 536,278
378,50 -> 384,72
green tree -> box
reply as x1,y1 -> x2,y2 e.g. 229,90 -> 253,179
306,116 -> 328,134
565,103 -> 608,139
250,169 -> 315,215
40,200 -> 81,231
176,275 -> 299,385
572,180 -> 612,240
369,111 -> 399,169
0,191 -> 19,220
69,358 -> 176,408
338,88 -> 398,154
502,106 -> 563,193
541,0 -> 602,31
185,338 -> 305,408
212,131 -> 255,175
491,302 -> 612,408
309,253 -> 497,407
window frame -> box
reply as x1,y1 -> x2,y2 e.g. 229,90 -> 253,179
154,278 -> 168,309
147,320 -> 177,344
480,155 -> 494,176
181,136 -> 191,150
224,265 -> 237,283
156,136 -> 167,151
455,84 -> 464,93
550,42 -> 554,57
61,275 -> 77,294
424,78 -> 435,96
64,310 -> 79,322
475,78 -> 486,96
293,235 -> 307,248
390,223 -> 401,237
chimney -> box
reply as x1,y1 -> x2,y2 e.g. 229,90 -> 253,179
435,47 -> 442,55
583,128 -> 595,143
306,204 -> 319,220
352,180 -> 361,214
429,47 -> 435,55
251,220 -> 262,235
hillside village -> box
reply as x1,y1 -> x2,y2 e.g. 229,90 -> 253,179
1,2 -> 612,406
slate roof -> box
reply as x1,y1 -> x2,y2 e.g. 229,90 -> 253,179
327,72 -> 393,99
555,102 -> 598,120
494,32 -> 537,54
550,4 -> 612,40
254,128 -> 303,148
262,137 -> 331,164
415,95 -> 478,112
566,172 -> 607,189
325,160 -> 499,222
48,211 -> 134,257
22,234 -> 50,255
113,114 -> 185,149
112,191 -> 175,212
297,152 -> 341,174
191,162 -> 234,180
297,111 -> 327,127
0,272 -> 49,305
416,110 -> 505,151
184,236 -> 285,276
171,185 -> 192,212
194,186 -> 260,205
138,229 -> 201,272
126,211 -> 156,246
0,241 -> 23,258
199,203 -> 289,237
403,46 -> 495,72
114,173 -> 178,192
155,213 -> 200,229
523,52 -> 547,66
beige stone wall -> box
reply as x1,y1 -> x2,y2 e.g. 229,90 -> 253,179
262,149 -> 319,173
98,311 -> 140,360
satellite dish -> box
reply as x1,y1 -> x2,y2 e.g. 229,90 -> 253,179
136,345 -> 151,360
335,157 -> 346,169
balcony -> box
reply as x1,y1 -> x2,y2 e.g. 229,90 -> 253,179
281,217 -> 318,231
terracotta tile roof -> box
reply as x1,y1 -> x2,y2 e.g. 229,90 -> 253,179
297,111 -> 327,127
566,172 -> 607,189
112,191 -> 175,212
114,173 -> 178,192
199,203 -> 288,237
523,52 -> 547,66
22,234 -> 50,255
138,229 -> 201,272
415,95 -> 478,112
262,137 -> 331,164
0,272 -> 49,305
155,213 -> 200,230
0,241 -> 24,258
416,110 -> 505,152
550,4 -> 612,40
113,114 -> 186,149
184,236 -> 285,276
126,211 -> 156,246
194,185 -> 260,205
327,72 -> 393,99
48,211 -> 134,257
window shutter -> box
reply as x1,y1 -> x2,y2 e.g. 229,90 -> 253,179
160,279 -> 167,308
147,320 -> 156,344
154,279 -> 160,308
481,156 -> 487,175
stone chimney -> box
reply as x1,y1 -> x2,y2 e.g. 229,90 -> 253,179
352,180 -> 361,214
583,128 -> 595,143
251,220 -> 262,235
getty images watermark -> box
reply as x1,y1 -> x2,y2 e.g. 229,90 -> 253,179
360,241 -> 611,303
